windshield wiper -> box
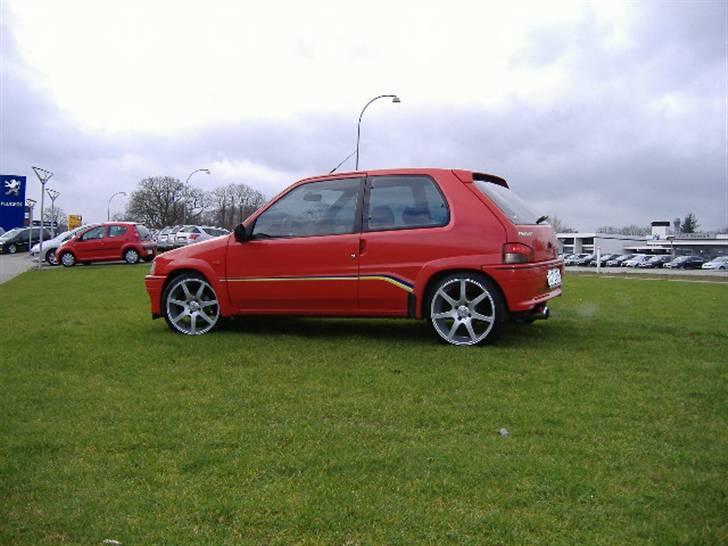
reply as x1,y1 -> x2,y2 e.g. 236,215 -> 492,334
536,215 -> 549,225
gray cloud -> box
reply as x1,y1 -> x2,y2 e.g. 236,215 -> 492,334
1,1 -> 726,230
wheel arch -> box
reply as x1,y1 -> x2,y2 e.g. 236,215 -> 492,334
160,264 -> 234,317
416,267 -> 506,320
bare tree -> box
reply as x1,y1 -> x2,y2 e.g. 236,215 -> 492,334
125,176 -> 188,228
204,183 -> 265,229
548,215 -> 577,233
597,225 -> 650,236
43,206 -> 67,232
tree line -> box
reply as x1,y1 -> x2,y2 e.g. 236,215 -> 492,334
122,176 -> 266,230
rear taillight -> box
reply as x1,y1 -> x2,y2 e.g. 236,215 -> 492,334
189,234 -> 199,240
503,242 -> 533,264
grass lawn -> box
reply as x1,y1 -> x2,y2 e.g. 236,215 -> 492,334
0,265 -> 726,545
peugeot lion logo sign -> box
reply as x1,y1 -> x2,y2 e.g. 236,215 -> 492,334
4,179 -> 21,196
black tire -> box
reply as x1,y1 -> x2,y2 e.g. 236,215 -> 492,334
46,248 -> 58,265
124,248 -> 140,264
60,251 -> 76,267
7,243 -> 17,254
426,272 -> 506,346
162,273 -> 221,335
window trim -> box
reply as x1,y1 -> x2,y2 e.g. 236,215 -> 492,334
362,174 -> 451,233
250,177 -> 365,240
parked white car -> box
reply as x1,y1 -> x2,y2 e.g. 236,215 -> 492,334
702,256 -> 728,270
623,254 -> 649,267
30,226 -> 90,265
174,225 -> 230,247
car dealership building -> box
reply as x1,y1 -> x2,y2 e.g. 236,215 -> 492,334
557,221 -> 728,258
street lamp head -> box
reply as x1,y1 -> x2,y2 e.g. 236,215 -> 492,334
26,198 -> 37,207
391,96 -> 401,103
201,169 -> 211,174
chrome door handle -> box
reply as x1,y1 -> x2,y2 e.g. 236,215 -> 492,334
350,253 -> 357,259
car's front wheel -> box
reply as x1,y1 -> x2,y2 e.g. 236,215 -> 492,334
124,248 -> 139,264
427,273 -> 506,346
7,243 -> 17,254
46,248 -> 58,265
162,274 -> 220,335
60,251 -> 76,267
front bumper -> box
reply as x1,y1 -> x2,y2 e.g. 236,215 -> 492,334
485,259 -> 563,313
145,274 -> 166,318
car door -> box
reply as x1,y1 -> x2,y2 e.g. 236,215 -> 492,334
74,226 -> 107,260
358,174 -> 451,316
105,225 -> 128,259
226,177 -> 364,314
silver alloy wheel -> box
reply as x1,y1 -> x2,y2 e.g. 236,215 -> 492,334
46,249 -> 58,265
124,249 -> 139,264
61,252 -> 75,267
8,244 -> 17,254
430,277 -> 496,346
165,277 -> 220,335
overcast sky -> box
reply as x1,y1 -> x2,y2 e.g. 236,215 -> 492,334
1,0 -> 727,230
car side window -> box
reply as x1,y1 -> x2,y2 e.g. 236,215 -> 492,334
253,178 -> 362,238
108,226 -> 127,237
81,226 -> 105,241
365,175 -> 449,231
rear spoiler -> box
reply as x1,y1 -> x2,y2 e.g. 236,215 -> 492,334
452,170 -> 509,189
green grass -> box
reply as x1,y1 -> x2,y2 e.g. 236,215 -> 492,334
1,265 -> 726,545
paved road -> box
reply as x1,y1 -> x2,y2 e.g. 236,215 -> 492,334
567,265 -> 728,281
0,253 -> 35,284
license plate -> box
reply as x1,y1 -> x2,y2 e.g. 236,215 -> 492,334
547,268 -> 562,288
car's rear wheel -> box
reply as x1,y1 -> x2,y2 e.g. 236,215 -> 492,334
124,248 -> 139,264
163,274 -> 220,335
428,273 -> 506,346
7,243 -> 17,254
60,251 -> 76,267
46,248 -> 58,265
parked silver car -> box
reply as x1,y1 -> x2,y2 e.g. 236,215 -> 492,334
30,225 -> 91,265
174,225 -> 230,247
701,256 -> 728,270
156,225 -> 182,251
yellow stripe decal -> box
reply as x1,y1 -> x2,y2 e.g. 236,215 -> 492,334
222,275 -> 414,293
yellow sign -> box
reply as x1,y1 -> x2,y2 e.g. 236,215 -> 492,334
68,214 -> 83,229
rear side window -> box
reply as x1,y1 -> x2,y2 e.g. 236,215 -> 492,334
108,226 -> 128,237
365,175 -> 448,231
474,181 -> 538,225
135,224 -> 151,240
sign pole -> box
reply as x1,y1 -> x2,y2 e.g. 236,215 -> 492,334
31,167 -> 54,270
26,199 -> 37,253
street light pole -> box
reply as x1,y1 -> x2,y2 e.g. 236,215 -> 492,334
355,94 -> 401,171
26,198 -> 37,253
182,168 -> 210,224
107,191 -> 127,221
31,166 -> 53,270
46,188 -> 60,237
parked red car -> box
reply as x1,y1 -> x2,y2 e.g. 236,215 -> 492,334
145,169 -> 563,345
57,222 -> 156,267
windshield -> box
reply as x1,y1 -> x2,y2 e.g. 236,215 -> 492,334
473,181 -> 539,225
0,228 -> 24,240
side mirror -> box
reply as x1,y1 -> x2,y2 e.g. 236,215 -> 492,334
234,223 -> 250,242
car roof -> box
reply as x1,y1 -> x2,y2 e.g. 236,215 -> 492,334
297,168 -> 509,188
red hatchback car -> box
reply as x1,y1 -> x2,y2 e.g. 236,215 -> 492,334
145,169 -> 563,345
58,222 -> 156,267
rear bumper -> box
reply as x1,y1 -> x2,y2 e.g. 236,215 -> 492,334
485,260 -> 563,313
145,274 -> 166,317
